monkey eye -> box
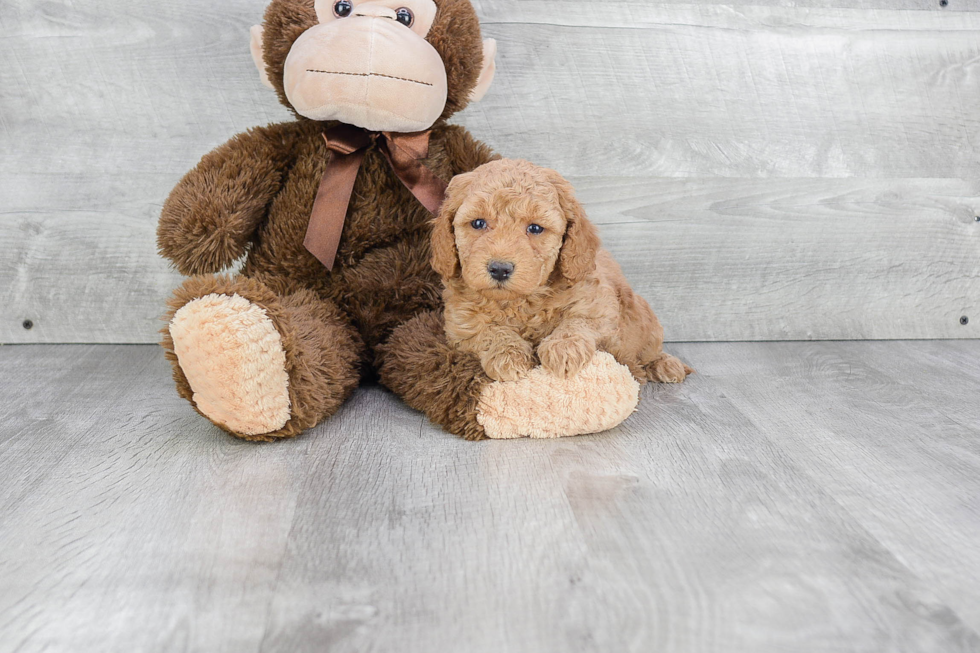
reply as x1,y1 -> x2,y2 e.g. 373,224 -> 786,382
527,224 -> 545,235
471,219 -> 488,230
333,0 -> 353,17
395,7 -> 414,26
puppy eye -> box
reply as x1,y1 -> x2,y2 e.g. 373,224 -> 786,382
334,0 -> 353,17
527,224 -> 545,235
395,7 -> 414,26
471,219 -> 488,230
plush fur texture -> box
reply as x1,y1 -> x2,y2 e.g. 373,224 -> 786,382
161,275 -> 365,441
477,352 -> 640,439
160,0 -> 649,441
376,310 -> 491,440
433,159 -> 693,385
278,1 -> 451,131
159,0 -> 505,439
170,294 -> 292,435
259,0 -> 484,124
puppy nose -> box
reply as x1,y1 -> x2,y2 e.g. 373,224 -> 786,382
487,261 -> 515,282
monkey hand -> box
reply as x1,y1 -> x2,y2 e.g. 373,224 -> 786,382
158,126 -> 293,276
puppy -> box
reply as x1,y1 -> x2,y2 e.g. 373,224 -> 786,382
431,159 -> 692,385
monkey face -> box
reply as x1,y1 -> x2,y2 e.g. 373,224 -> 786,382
283,0 -> 446,132
254,0 -> 496,132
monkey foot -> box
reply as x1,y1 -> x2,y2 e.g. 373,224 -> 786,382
169,293 -> 291,436
476,352 -> 639,439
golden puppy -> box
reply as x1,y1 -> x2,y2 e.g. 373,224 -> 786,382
432,159 -> 692,385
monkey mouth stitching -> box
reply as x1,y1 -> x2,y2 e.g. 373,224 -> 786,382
306,69 -> 433,87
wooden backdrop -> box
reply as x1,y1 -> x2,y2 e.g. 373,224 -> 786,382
2,0 -> 978,344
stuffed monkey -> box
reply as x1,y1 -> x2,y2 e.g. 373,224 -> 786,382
158,0 -> 640,441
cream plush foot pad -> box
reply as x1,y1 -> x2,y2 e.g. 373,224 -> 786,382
170,293 -> 291,436
477,352 -> 640,439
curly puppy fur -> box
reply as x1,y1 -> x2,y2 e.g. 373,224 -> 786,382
432,159 -> 693,385
158,0 -> 500,439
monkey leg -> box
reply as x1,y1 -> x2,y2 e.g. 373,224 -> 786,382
377,311 -> 640,440
375,311 -> 489,440
162,275 -> 364,441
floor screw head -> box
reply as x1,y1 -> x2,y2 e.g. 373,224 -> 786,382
22,320 -> 34,330
961,316 -> 970,326
940,0 -> 949,6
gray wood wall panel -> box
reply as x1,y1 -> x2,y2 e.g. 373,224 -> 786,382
580,177 -> 980,340
476,0 -> 980,12
465,2 -> 980,178
2,1 -> 978,343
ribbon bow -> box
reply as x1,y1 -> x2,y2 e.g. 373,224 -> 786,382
303,124 -> 448,271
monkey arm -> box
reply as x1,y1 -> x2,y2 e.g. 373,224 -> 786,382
157,122 -> 303,276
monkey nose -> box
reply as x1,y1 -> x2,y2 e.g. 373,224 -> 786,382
488,261 -> 515,282
353,3 -> 398,19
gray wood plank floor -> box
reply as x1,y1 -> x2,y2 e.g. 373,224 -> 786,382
1,342 -> 978,652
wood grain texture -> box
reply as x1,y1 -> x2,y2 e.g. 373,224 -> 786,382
671,340 -> 980,634
0,345 -> 315,652
582,177 -> 980,341
2,342 -> 980,652
2,1 -> 979,343
0,0 -> 282,344
3,176 -> 977,343
592,0 -> 980,9
463,2 -> 980,178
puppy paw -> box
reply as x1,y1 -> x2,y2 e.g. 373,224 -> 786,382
645,354 -> 692,383
481,341 -> 536,382
538,333 -> 597,379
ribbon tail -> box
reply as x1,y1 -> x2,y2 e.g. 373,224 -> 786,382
383,133 -> 448,216
305,128 -> 447,272
396,161 -> 448,216
304,146 -> 366,271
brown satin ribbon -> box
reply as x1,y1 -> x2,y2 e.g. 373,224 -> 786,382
304,124 -> 448,271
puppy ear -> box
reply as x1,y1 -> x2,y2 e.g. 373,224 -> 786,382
550,172 -> 601,283
431,172 -> 473,280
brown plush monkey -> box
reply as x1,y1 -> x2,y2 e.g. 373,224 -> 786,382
158,0 -> 640,441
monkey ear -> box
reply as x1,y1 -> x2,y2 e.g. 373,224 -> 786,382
250,25 -> 275,91
468,39 -> 497,103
